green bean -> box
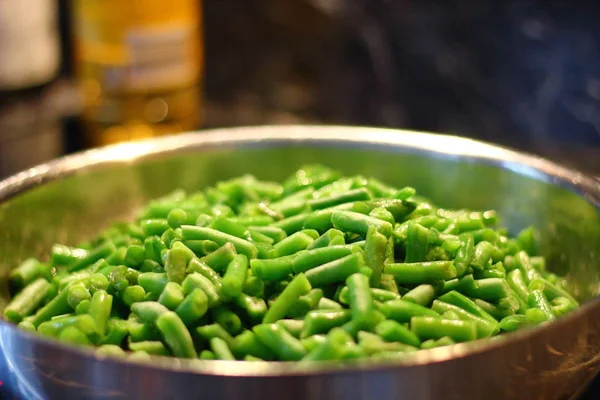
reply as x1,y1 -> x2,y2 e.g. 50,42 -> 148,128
156,311 -> 196,358
242,273 -> 264,297
196,323 -> 235,347
332,210 -> 393,237
528,289 -> 555,322
131,301 -> 169,324
473,298 -> 516,320
51,245 -> 89,267
4,278 -> 51,323
121,286 -> 144,308
374,320 -> 421,347
465,278 -> 511,301
129,340 -> 169,355
307,229 -> 344,250
345,273 -> 376,329
421,336 -> 456,349
364,226 -> 387,287
175,289 -> 208,326
234,294 -> 267,324
9,259 -> 50,291
286,289 -> 323,318
58,326 -> 92,346
127,321 -> 159,342
182,273 -> 221,307
233,330 -> 275,360
263,274 -> 311,323
470,241 -> 494,271
68,241 -> 116,272
253,323 -> 306,361
138,272 -> 168,296
551,297 -> 578,317
276,319 -> 305,338
99,318 -> 129,345
411,316 -> 477,342
514,251 -> 541,282
379,299 -> 439,323
301,309 -> 352,338
187,259 -> 223,292
437,290 -> 497,324
301,334 -> 327,352
248,226 -> 287,244
317,297 -> 343,310
158,282 -> 185,310
272,232 -> 314,257
181,226 -> 257,259
67,283 -> 91,309
210,337 -> 236,360
211,306 -> 243,335
75,300 -> 91,315
201,242 -> 237,272
384,261 -> 457,284
431,300 -> 499,338
358,331 -> 418,355
404,222 -> 430,263
182,240 -> 219,257
499,314 -> 534,332
31,285 -> 72,327
194,350 -> 214,360
378,273 -> 399,294
221,254 -> 249,298
403,284 -> 437,307
163,248 -> 188,285
38,314 -> 96,337
453,234 -> 474,276
338,287 -> 399,305
444,278 -> 478,302
304,253 -> 364,287
528,277 -> 578,306
144,236 -> 166,265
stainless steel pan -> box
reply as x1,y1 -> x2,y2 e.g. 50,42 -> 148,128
0,126 -> 599,400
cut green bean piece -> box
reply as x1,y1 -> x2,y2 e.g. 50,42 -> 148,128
411,316 -> 477,342
374,320 -> 421,347
287,288 -> 323,318
233,330 -> 275,360
301,309 -> 352,338
196,323 -> 235,347
384,261 -> 457,284
403,284 -> 437,307
470,241 -> 494,271
210,337 -> 236,360
499,314 -> 534,332
211,306 -> 243,335
437,290 -> 497,324
222,254 -> 249,298
380,299 -> 439,323
304,253 -> 364,287
175,289 -> 208,326
332,210 -> 393,237
182,273 -> 221,307
158,282 -> 185,310
201,243 -> 237,273
68,241 -> 116,272
431,300 -> 499,338
156,311 -> 196,358
129,340 -> 169,356
365,226 -> 387,287
464,278 -> 511,301
181,226 -> 257,259
318,297 -> 343,310
4,278 -> 51,323
253,323 -> 306,361
31,286 -> 72,327
263,273 -> 311,323
131,301 -> 170,324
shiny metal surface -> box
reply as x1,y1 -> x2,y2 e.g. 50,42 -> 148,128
0,125 -> 599,400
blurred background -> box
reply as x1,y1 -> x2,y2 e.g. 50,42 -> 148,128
1,0 -> 600,179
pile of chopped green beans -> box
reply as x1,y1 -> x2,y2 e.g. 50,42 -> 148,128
3,165 -> 579,362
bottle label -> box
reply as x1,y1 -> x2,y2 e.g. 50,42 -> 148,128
73,0 -> 202,94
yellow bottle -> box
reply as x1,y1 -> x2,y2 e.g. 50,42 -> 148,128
72,0 -> 203,147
